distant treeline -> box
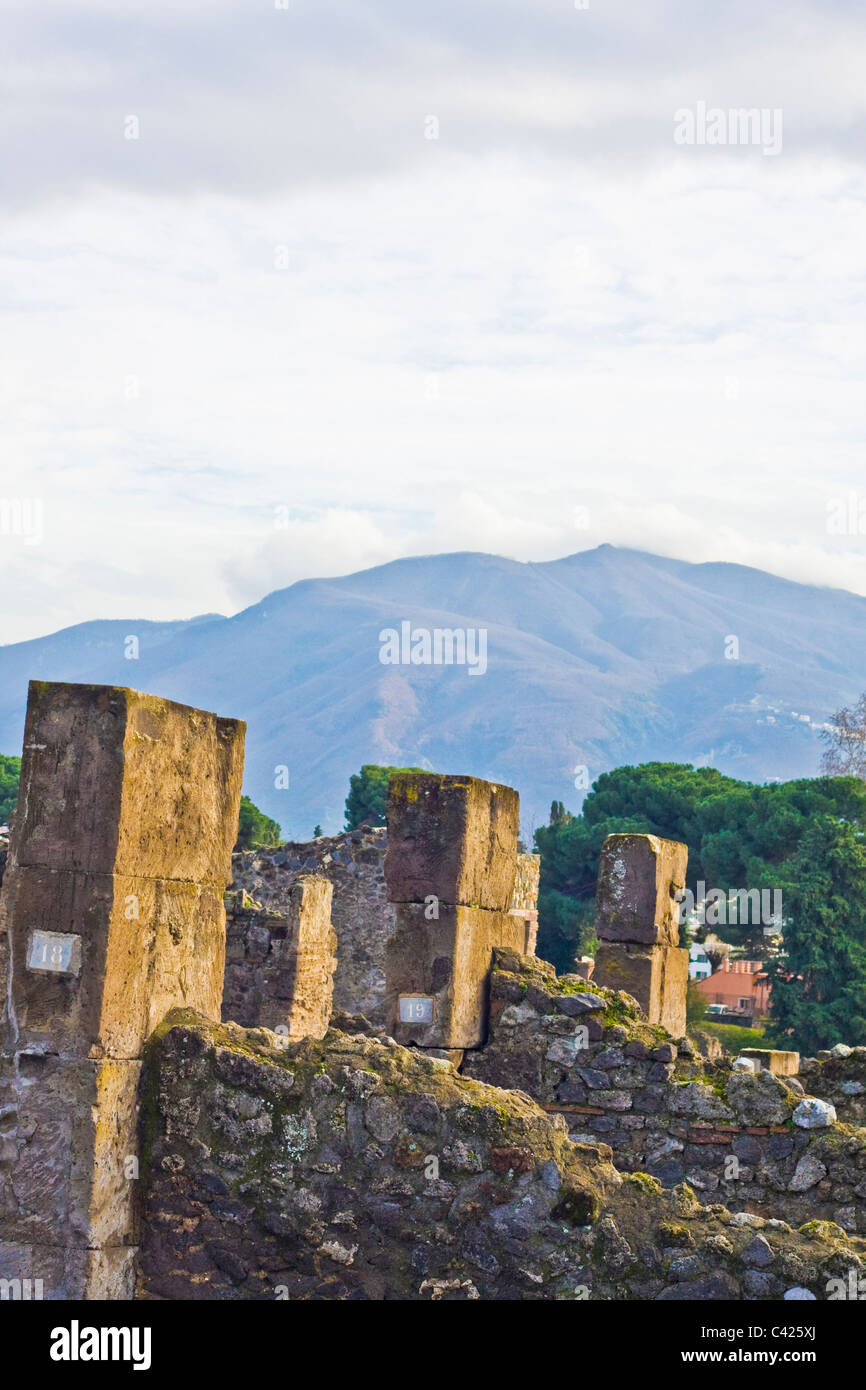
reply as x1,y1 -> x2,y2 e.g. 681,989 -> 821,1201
535,762 -> 866,1052
0,755 -> 20,825
0,755 -> 281,854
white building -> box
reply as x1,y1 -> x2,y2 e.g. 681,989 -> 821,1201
688,944 -> 712,981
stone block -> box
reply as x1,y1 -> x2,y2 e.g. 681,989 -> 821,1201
510,853 -> 540,912
384,773 -> 518,910
0,926 -> 8,1050
5,868 -> 226,1059
0,1242 -> 138,1300
593,941 -> 688,1036
595,833 -> 687,947
0,1056 -> 141,1249
385,902 -> 527,1049
739,1049 -> 800,1076
517,910 -> 538,956
257,875 -> 336,1040
12,681 -> 245,885
792,1098 -> 836,1129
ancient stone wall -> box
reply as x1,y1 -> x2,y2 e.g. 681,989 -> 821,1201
229,826 -> 393,1023
227,824 -> 541,1036
5,692 -> 863,1305
0,833 -> 8,1038
0,681 -> 244,1299
222,875 -> 336,1039
465,950 -> 866,1238
796,1050 -> 866,1126
138,1009 -> 866,1301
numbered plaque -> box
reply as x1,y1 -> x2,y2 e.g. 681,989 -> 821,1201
26,930 -> 82,978
398,994 -> 435,1024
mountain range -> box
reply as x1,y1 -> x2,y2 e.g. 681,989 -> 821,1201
2,545 -> 863,838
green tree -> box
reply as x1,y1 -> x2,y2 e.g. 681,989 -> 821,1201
0,755 -> 21,825
344,764 -> 426,830
235,795 -> 282,851
686,980 -> 708,1027
533,761 -> 866,973
764,817 -> 866,1052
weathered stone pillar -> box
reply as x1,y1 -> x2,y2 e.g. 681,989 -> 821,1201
222,874 -> 336,1039
510,852 -> 540,955
592,833 -> 689,1036
383,773 -> 528,1050
0,681 -> 244,1299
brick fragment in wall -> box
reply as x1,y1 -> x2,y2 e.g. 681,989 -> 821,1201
514,909 -> 539,956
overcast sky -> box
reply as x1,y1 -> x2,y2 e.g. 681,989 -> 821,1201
2,0 -> 865,643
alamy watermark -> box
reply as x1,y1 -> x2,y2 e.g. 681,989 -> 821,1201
674,102 -> 783,156
0,1277 -> 44,1300
826,1269 -> 866,1300
0,497 -> 43,546
49,1323 -> 151,1370
678,883 -> 783,931
827,492 -> 866,535
379,621 -> 487,676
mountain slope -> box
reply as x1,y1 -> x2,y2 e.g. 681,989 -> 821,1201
1,546 -> 862,837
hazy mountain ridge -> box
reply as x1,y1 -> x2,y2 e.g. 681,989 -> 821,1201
1,546 -> 862,837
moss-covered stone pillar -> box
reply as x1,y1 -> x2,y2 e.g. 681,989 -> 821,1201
383,773 -> 528,1050
592,833 -> 689,1036
0,681 -> 244,1298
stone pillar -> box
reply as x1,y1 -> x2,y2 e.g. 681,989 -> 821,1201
591,833 -> 689,1037
0,681 -> 244,1299
222,874 -> 336,1039
509,852 -> 540,955
383,773 -> 528,1050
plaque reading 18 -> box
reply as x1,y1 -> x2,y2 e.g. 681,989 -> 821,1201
398,994 -> 435,1024
26,930 -> 82,977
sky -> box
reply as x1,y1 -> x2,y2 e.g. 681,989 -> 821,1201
1,0 -> 865,644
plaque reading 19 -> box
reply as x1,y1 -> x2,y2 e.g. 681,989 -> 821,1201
26,930 -> 82,977
398,994 -> 434,1024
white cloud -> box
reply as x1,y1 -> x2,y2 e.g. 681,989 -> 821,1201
1,1 -> 865,642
